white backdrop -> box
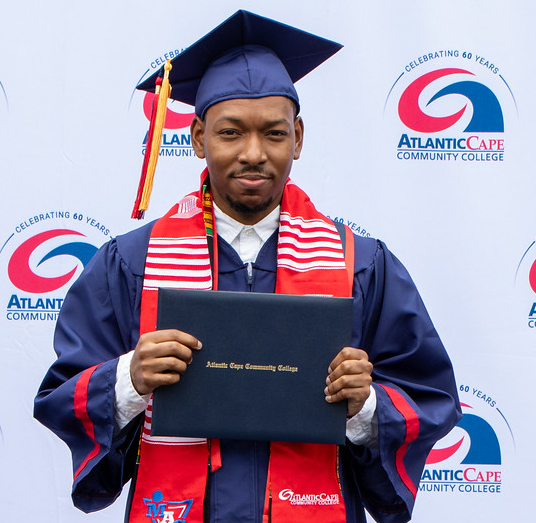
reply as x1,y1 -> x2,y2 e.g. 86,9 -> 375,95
1,1 -> 534,521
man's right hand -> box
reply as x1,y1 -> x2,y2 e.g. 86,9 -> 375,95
130,329 -> 202,395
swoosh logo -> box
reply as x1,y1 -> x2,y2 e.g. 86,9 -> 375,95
529,259 -> 536,293
426,403 -> 501,465
8,229 -> 98,293
399,68 -> 504,133
143,92 -> 195,129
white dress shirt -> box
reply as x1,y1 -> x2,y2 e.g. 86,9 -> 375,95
114,203 -> 377,447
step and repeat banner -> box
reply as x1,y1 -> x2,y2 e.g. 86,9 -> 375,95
1,1 -> 534,521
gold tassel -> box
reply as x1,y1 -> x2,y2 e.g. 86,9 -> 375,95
138,59 -> 172,213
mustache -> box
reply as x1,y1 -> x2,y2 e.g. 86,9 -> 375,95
233,166 -> 270,176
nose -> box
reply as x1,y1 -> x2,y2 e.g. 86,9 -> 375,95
238,134 -> 267,165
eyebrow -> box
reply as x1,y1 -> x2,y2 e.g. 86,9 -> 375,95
215,116 -> 290,126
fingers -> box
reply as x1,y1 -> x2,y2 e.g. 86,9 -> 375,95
324,347 -> 373,417
327,347 -> 369,376
136,334 -> 199,361
139,329 -> 202,351
130,329 -> 202,395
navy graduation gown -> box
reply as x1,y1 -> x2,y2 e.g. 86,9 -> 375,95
34,221 -> 461,523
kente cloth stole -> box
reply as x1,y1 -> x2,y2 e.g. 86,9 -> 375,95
128,169 -> 353,523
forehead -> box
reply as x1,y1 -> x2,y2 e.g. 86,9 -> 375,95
204,96 -> 297,123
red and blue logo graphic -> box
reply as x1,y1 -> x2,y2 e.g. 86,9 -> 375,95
142,92 -> 194,130
8,229 -> 97,294
427,403 -> 503,466
515,241 -> 536,328
143,490 -> 193,523
398,68 -> 504,133
527,257 -> 536,295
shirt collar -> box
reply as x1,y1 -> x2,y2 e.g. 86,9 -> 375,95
213,202 -> 280,245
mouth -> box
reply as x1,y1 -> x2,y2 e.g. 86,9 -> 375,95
232,173 -> 272,189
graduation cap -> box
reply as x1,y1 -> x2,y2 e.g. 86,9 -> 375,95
132,9 -> 342,219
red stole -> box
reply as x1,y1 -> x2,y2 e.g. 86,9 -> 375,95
128,170 -> 352,523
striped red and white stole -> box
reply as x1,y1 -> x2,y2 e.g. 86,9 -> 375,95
128,170 -> 352,523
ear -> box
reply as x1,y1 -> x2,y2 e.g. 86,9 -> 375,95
190,116 -> 206,159
293,116 -> 304,160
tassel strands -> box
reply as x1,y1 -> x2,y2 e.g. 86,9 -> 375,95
131,77 -> 161,219
131,59 -> 173,219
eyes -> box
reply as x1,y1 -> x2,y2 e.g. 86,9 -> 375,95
218,129 -> 240,137
267,129 -> 289,137
217,128 -> 289,140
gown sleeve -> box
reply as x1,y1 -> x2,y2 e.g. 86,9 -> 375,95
343,237 -> 461,523
33,223 -> 153,513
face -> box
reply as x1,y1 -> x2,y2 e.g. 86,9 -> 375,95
190,96 -> 304,225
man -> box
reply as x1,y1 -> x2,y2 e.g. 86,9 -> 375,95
34,10 -> 461,523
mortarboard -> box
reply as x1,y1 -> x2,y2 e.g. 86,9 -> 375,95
132,9 -> 342,218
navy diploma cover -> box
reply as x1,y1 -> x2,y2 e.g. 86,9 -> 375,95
152,288 -> 353,444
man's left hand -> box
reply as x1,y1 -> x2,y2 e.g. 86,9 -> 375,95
324,347 -> 373,418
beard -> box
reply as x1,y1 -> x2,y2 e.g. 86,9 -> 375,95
225,194 -> 275,217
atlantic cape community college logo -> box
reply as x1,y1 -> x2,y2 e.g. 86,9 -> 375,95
385,50 -> 517,162
1,211 -> 111,323
278,488 -> 340,506
421,382 -> 514,496
514,240 -> 536,328
131,49 -> 196,160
